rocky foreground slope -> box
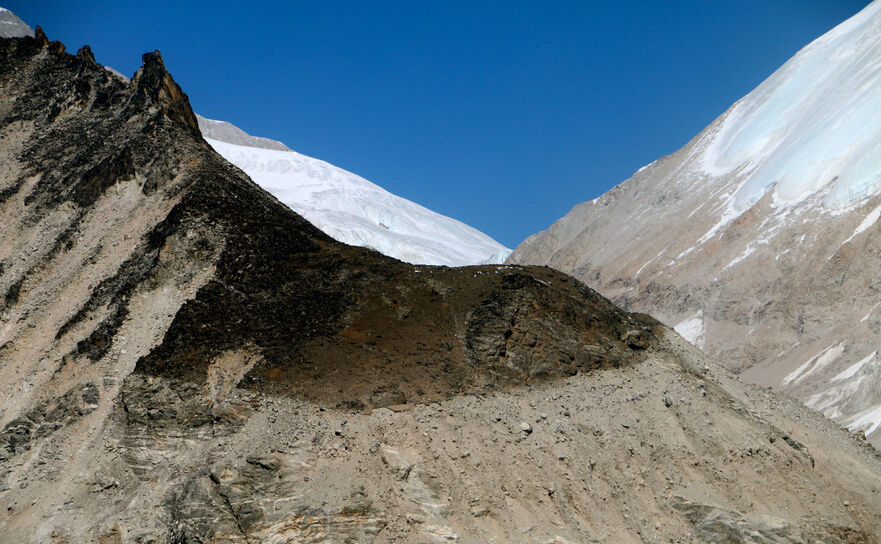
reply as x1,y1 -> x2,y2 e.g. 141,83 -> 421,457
509,1 -> 881,446
1,29 -> 881,543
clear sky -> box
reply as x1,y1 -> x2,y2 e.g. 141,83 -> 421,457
6,1 -> 872,248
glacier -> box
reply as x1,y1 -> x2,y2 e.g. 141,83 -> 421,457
198,117 -> 510,267
703,0 -> 881,210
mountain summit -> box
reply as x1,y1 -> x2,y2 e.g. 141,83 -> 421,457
509,1 -> 881,445
0,7 -> 32,39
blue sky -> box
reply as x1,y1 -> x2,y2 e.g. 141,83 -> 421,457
6,1 -> 872,247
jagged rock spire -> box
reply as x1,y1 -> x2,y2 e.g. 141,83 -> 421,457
131,49 -> 201,137
76,44 -> 96,65
33,25 -> 48,47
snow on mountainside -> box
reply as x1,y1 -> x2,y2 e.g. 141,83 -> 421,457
198,116 -> 510,267
509,0 -> 881,445
0,7 -> 33,38
197,114 -> 290,152
705,0 -> 881,212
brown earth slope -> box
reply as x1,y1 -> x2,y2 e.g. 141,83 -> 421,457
0,30 -> 880,543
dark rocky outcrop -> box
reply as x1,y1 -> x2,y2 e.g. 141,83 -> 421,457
3,29 -> 648,408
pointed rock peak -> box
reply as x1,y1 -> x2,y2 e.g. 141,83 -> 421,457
131,49 -> 201,137
34,25 -> 48,47
132,50 -> 174,95
141,49 -> 165,72
48,40 -> 65,55
76,45 -> 96,65
31,25 -> 64,55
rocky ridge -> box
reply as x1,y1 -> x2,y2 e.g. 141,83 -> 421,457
0,25 -> 880,544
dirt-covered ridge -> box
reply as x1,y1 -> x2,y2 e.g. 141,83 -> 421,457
0,29 -> 651,408
0,30 -> 880,543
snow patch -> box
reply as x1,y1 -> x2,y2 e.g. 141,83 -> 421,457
723,245 -> 756,271
861,302 -> 881,322
701,1 -> 881,211
842,203 -> 881,245
783,342 -> 846,386
846,403 -> 881,436
695,200 -> 744,246
635,159 -> 658,174
832,351 -> 877,382
635,249 -> 666,276
782,358 -> 816,387
807,376 -> 866,413
674,312 -> 705,349
676,245 -> 697,260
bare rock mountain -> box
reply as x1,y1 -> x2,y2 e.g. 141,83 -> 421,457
509,1 -> 881,446
1,22 -> 881,544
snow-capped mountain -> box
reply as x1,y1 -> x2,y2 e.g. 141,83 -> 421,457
197,115 -> 510,267
0,7 -> 33,38
509,1 -> 881,444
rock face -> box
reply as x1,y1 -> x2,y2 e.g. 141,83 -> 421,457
508,1 -> 881,446
1,27 -> 881,544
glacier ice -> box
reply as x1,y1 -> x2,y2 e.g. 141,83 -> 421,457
204,137 -> 510,267
703,0 -> 881,210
